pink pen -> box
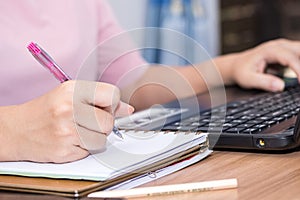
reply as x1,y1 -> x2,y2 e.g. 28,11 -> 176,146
27,42 -> 71,82
27,42 -> 124,139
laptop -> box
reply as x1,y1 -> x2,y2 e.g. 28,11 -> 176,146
116,82 -> 300,152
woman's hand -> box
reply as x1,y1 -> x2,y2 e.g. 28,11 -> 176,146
0,80 -> 134,163
229,39 -> 300,92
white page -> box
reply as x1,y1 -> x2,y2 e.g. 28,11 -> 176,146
0,131 -> 207,181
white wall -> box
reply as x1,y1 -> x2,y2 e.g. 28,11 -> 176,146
107,0 -> 148,30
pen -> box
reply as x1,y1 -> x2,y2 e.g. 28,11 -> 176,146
87,178 -> 238,198
27,42 -> 124,139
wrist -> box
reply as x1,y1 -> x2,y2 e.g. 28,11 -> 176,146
213,52 -> 240,86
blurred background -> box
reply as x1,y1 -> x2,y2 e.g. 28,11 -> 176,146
108,0 -> 300,65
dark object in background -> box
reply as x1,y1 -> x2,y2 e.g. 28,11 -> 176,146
220,0 -> 300,54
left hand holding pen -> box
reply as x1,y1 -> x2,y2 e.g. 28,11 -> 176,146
229,38 -> 300,92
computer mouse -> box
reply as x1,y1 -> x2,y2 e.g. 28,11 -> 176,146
265,64 -> 298,88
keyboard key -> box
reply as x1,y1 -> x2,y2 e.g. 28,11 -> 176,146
160,86 -> 300,137
226,127 -> 246,134
272,116 -> 285,122
242,128 -> 259,134
254,124 -> 268,131
264,120 -> 276,126
194,126 -> 224,133
236,124 -> 254,128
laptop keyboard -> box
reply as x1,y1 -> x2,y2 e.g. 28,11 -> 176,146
162,86 -> 300,134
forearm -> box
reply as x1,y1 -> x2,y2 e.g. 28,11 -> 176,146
122,66 -> 202,110
122,53 -> 238,110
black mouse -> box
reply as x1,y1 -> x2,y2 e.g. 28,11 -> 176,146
265,64 -> 298,88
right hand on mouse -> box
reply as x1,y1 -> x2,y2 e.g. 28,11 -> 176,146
228,39 -> 300,92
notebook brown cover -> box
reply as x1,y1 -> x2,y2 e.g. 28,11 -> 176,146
0,142 -> 208,198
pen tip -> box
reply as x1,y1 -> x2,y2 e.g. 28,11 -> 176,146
113,126 -> 124,139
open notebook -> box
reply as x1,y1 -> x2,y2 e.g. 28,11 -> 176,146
0,129 -> 210,197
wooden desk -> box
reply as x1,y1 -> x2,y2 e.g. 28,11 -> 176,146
132,150 -> 300,200
1,150 -> 299,200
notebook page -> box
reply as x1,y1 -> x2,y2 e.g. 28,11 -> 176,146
0,131 -> 207,181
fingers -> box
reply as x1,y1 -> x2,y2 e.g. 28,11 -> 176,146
75,101 -> 134,135
74,81 -> 121,112
74,102 -> 115,135
115,101 -> 135,117
246,72 -> 285,92
259,39 -> 300,82
237,38 -> 300,92
75,125 -> 107,153
71,81 -> 134,154
73,81 -> 133,135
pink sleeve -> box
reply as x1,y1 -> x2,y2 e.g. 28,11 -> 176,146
94,0 -> 148,88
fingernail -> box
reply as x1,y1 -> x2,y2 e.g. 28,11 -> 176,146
271,80 -> 284,92
128,105 -> 135,113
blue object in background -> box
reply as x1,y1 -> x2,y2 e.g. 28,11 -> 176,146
159,0 -> 187,65
190,0 -> 211,63
143,0 -> 212,66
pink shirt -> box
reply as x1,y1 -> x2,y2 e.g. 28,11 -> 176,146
0,0 -> 147,105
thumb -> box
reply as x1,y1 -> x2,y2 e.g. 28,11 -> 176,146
114,101 -> 135,117
249,72 -> 285,92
